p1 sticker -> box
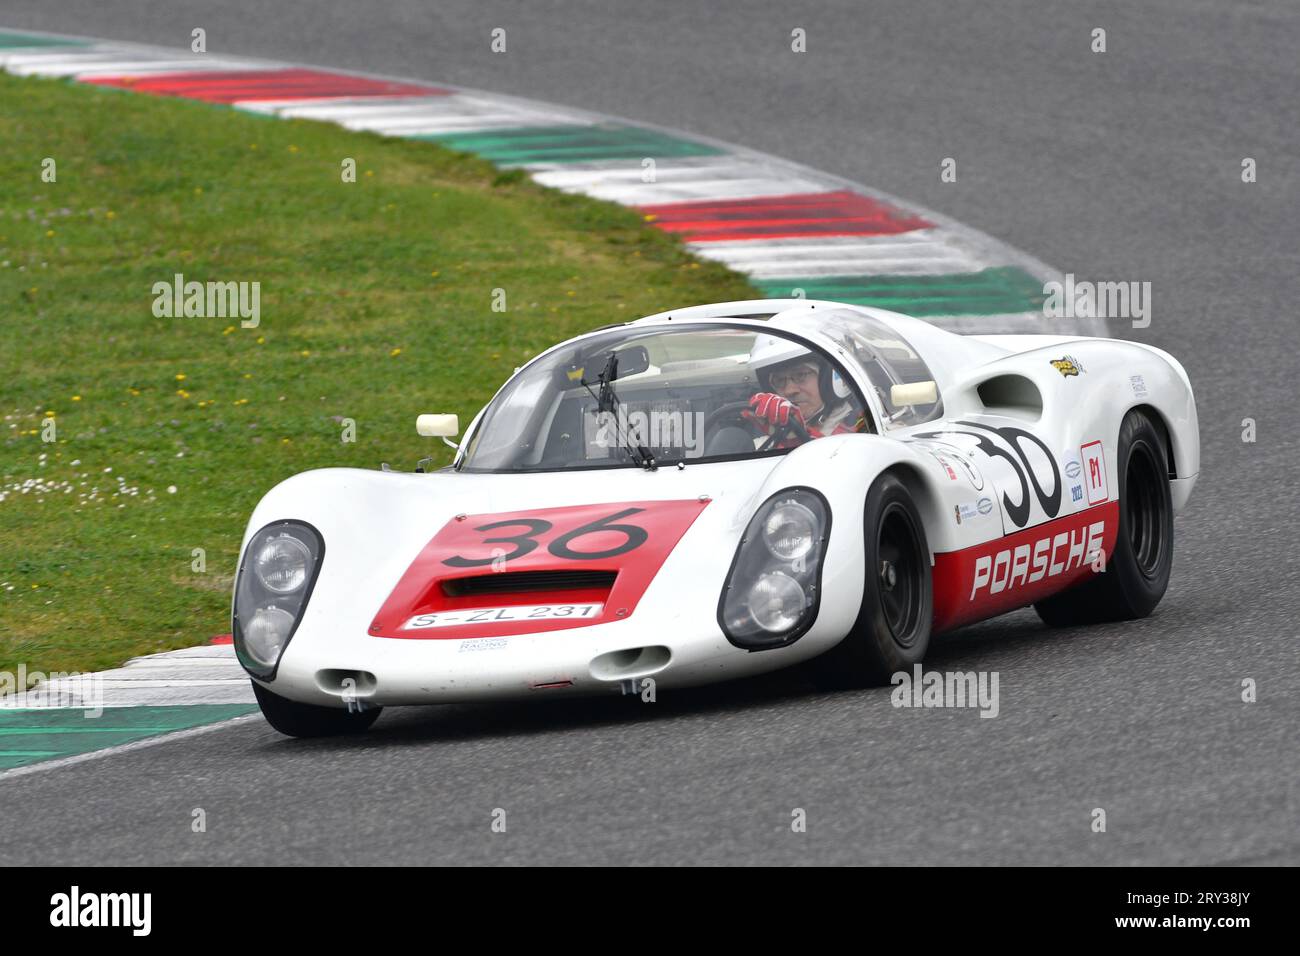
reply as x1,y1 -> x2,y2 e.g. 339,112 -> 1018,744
1080,440 -> 1108,504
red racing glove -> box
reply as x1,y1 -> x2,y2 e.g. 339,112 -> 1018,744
744,392 -> 807,435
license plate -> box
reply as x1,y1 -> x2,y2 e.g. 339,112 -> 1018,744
400,603 -> 603,630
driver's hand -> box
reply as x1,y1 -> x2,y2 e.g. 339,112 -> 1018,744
744,393 -> 806,435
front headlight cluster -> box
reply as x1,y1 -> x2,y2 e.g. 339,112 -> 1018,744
232,521 -> 324,679
718,489 -> 830,650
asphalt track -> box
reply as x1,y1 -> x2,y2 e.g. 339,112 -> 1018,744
1,1 -> 1297,865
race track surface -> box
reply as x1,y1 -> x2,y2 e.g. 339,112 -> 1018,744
1,0 -> 1296,865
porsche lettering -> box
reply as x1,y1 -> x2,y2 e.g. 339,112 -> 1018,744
971,520 -> 1105,600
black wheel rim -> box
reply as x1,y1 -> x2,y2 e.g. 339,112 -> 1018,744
1125,440 -> 1168,579
877,503 -> 924,646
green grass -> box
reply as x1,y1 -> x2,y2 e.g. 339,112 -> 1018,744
0,72 -> 756,683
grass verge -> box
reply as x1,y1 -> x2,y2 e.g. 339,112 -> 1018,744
0,71 -> 755,681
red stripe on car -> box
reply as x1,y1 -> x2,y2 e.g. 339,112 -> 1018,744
932,502 -> 1119,633
369,499 -> 710,639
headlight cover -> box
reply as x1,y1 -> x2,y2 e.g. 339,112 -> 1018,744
253,534 -> 312,594
232,520 -> 324,679
718,488 -> 829,650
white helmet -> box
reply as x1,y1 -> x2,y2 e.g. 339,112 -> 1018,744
748,333 -> 812,375
748,332 -> 852,403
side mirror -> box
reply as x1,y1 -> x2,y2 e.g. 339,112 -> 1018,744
890,381 -> 938,407
416,413 -> 459,438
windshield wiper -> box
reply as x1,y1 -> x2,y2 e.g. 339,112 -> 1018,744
582,351 -> 658,471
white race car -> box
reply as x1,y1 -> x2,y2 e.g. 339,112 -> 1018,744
233,300 -> 1199,736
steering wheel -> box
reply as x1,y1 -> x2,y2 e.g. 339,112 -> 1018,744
704,400 -> 812,452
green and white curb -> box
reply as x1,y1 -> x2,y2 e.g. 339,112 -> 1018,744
0,26 -> 1106,769
0,706 -> 261,779
3,645 -> 253,709
0,646 -> 255,775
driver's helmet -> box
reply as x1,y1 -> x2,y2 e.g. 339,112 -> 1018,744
748,333 -> 843,409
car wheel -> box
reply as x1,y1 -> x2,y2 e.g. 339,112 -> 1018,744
1034,409 -> 1174,626
252,681 -> 382,738
812,472 -> 932,688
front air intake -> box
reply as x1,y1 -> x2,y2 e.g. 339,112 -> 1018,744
441,570 -> 617,597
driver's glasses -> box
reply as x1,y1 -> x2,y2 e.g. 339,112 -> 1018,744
770,368 -> 817,390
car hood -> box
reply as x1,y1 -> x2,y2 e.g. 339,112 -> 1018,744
240,458 -> 783,641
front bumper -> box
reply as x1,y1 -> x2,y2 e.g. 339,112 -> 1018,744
253,598 -> 863,712
253,614 -> 842,708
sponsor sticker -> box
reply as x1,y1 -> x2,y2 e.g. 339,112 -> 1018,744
458,637 -> 510,653
1064,459 -> 1082,480
1130,374 -> 1149,398
956,500 -> 993,524
1050,355 -> 1085,377
1080,440 -> 1108,504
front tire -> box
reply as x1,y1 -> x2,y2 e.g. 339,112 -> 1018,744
252,681 -> 382,738
1034,409 -> 1174,626
812,472 -> 932,688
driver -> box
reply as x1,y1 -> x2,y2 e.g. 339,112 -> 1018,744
744,334 -> 866,444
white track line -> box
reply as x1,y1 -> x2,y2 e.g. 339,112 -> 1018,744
1,645 -> 256,709
688,231 -> 989,277
0,49 -> 264,76
243,94 -> 588,136
531,157 -> 828,203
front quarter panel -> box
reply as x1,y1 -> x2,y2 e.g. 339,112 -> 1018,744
744,434 -> 1010,659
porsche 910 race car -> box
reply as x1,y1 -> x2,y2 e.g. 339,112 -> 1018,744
232,299 -> 1199,736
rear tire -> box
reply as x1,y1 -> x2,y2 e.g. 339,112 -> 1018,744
1034,409 -> 1174,626
812,472 -> 932,688
252,681 -> 382,738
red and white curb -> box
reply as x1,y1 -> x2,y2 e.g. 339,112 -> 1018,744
0,26 -> 1105,334
0,26 -> 1106,725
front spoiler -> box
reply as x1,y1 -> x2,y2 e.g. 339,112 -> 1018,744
250,615 -> 846,708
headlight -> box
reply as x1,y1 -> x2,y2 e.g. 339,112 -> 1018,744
254,534 -> 312,594
242,606 -> 295,669
763,500 -> 817,562
718,488 -> 829,650
232,520 -> 324,680
747,572 -> 807,632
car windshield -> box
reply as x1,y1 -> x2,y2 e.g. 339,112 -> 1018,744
458,323 -> 871,472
